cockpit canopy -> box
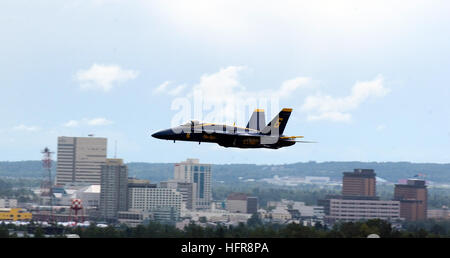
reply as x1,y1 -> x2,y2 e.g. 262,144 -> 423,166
182,120 -> 200,127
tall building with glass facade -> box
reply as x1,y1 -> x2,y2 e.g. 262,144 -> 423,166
99,159 -> 128,222
174,159 -> 211,210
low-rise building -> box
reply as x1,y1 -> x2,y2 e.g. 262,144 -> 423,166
117,210 -> 152,227
181,209 -> 252,224
0,199 -> 18,208
160,180 -> 196,211
75,185 -> 101,208
427,207 -> 449,220
269,206 -> 292,222
226,193 -> 259,214
128,186 -> 182,223
324,198 -> 401,223
30,205 -> 98,222
51,184 -> 100,208
0,208 -> 32,221
291,202 -> 325,219
305,176 -> 330,184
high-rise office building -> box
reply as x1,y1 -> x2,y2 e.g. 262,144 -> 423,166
56,136 -> 107,185
174,159 -> 211,210
342,169 -> 376,197
394,179 -> 427,221
99,159 -> 128,221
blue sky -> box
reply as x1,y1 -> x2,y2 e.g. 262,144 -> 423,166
1,0 -> 450,164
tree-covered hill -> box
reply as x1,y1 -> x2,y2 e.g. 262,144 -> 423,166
1,160 -> 449,184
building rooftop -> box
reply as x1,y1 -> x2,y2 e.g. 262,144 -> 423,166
395,179 -> 427,188
83,184 -> 101,193
180,158 -> 200,164
105,158 -> 124,165
227,193 -> 248,201
343,169 -> 376,178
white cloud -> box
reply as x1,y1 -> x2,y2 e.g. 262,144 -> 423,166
147,1 -> 433,47
193,66 -> 312,101
12,125 -> 40,132
190,66 -> 311,103
92,0 -> 122,6
154,81 -> 187,96
76,64 -> 139,92
168,84 -> 187,96
86,118 -> 113,126
170,66 -> 312,125
154,81 -> 172,94
167,66 -> 385,125
307,112 -> 352,122
63,120 -> 79,127
191,66 -> 247,102
377,124 -> 387,131
277,77 -> 313,98
301,75 -> 389,122
63,118 -> 113,127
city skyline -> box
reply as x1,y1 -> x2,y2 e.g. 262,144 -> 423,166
1,1 -> 450,164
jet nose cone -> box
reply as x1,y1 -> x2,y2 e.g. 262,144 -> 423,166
151,131 -> 163,139
151,129 -> 172,139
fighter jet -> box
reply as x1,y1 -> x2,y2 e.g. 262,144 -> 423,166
151,108 -> 315,149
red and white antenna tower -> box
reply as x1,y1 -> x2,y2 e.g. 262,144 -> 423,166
41,147 -> 54,222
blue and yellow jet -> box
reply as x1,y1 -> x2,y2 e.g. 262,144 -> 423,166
152,108 -> 315,149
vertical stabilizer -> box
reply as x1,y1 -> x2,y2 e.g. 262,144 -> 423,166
246,109 -> 266,131
261,108 -> 292,135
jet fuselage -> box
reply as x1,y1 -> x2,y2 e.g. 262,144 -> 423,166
152,122 -> 296,149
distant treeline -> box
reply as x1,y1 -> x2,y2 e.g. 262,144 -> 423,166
1,160 -> 450,184
212,183 -> 341,206
2,218 -> 450,238
0,178 -> 37,202
212,183 -> 450,209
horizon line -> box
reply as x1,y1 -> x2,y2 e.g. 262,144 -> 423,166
1,160 -> 450,166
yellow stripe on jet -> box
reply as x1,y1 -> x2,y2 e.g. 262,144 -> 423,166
280,136 -> 304,139
282,108 -> 293,112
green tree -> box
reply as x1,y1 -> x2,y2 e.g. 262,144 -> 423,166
247,214 -> 263,228
0,227 -> 9,238
34,227 -> 45,238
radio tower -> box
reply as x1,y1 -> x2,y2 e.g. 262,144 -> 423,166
41,147 -> 54,223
